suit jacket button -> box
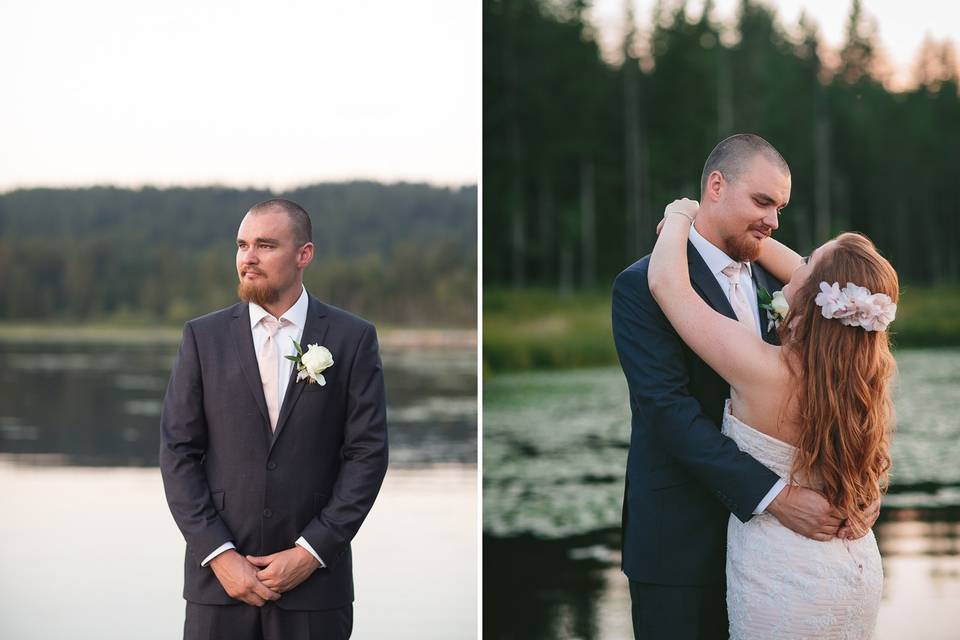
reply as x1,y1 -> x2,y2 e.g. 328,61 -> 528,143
263,508 -> 273,518
267,461 -> 277,470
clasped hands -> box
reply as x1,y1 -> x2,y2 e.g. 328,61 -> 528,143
209,545 -> 321,607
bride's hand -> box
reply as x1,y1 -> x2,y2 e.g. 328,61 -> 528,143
657,198 -> 699,234
837,496 -> 882,540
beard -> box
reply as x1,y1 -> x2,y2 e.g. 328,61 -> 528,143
724,224 -> 769,262
237,272 -> 281,307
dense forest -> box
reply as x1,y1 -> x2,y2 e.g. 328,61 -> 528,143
483,0 -> 960,290
0,181 -> 477,326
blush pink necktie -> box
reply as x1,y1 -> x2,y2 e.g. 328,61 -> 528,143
257,316 -> 285,431
721,262 -> 758,334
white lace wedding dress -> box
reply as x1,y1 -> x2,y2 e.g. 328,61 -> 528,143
722,400 -> 883,639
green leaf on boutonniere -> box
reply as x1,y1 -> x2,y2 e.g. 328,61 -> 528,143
285,337 -> 305,364
757,286 -> 773,308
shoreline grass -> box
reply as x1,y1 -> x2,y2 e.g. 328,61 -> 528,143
484,285 -> 960,373
0,321 -> 476,349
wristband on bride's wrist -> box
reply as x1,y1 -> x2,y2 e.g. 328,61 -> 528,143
665,210 -> 694,224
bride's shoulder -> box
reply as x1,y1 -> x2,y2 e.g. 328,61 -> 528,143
764,345 -> 795,381
735,342 -> 791,391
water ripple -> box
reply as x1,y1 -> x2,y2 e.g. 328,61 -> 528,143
484,349 -> 960,538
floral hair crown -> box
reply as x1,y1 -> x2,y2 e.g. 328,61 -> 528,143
813,282 -> 897,332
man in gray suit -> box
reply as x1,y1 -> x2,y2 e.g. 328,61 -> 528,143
160,198 -> 388,639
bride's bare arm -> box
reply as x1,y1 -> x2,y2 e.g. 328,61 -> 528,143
647,199 -> 778,393
756,236 -> 803,285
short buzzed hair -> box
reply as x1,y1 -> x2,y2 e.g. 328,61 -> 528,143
700,133 -> 790,197
249,198 -> 313,246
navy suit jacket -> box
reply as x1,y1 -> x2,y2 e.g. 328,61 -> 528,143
159,293 -> 388,610
612,242 -> 782,585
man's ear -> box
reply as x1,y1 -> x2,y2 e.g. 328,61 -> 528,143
704,170 -> 724,203
298,242 -> 315,269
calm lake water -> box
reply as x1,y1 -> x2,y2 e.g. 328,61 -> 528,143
484,349 -> 960,639
0,337 -> 477,639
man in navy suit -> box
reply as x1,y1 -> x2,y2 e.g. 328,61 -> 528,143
160,198 -> 388,639
612,135 -> 849,639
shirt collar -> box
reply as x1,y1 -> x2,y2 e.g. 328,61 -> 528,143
248,285 -> 309,330
689,222 -> 752,277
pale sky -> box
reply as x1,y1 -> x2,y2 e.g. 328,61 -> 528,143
590,0 -> 959,86
0,0 -> 479,191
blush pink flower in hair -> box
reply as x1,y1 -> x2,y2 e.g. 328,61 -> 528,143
814,282 -> 896,332
814,282 -> 848,319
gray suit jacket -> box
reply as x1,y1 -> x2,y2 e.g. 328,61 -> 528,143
160,293 -> 388,610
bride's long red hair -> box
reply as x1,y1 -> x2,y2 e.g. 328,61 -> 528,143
780,232 -> 898,535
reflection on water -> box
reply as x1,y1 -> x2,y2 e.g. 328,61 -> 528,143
0,461 -> 476,640
483,532 -> 614,640
0,339 -> 476,466
484,513 -> 960,640
0,335 -> 478,637
483,349 -> 960,639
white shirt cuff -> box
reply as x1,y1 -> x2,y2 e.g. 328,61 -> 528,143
754,478 -> 787,514
201,541 -> 235,567
296,536 -> 326,568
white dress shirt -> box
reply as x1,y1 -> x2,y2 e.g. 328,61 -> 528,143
688,223 -> 787,514
688,224 -> 763,335
201,285 -> 326,568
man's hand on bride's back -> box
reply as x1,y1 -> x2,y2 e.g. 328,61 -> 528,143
766,485 -> 845,542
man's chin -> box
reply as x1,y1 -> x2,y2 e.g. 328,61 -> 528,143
726,235 -> 763,263
237,280 -> 280,307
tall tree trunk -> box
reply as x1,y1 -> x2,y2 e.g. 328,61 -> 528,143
538,170 -> 555,286
505,2 -> 526,289
638,111 -> 653,257
559,243 -> 574,295
624,57 -> 642,261
814,111 -> 831,243
893,198 -> 910,281
924,201 -> 942,281
791,205 -> 813,253
949,193 -> 960,280
580,156 -> 596,288
510,192 -> 526,289
717,47 -> 734,138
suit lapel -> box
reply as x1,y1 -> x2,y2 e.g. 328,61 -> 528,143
750,262 -> 781,346
270,295 -> 330,452
687,241 -> 737,321
230,303 -> 272,431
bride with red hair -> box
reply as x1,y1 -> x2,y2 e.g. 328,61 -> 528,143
648,197 -> 898,639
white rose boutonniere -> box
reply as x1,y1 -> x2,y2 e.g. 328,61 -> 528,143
286,338 -> 334,386
758,287 -> 789,332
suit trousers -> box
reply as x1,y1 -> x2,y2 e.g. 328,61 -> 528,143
629,580 -> 727,640
184,601 -> 353,640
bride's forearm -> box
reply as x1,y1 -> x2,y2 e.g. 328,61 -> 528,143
757,236 -> 802,285
648,214 -> 692,298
